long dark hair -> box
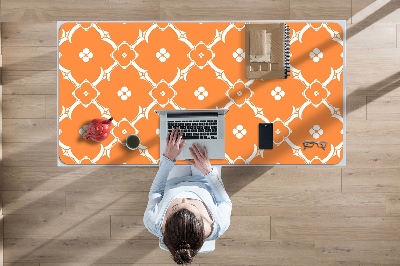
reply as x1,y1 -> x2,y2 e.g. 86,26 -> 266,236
163,208 -> 206,264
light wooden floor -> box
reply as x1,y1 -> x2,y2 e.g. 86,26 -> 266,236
1,0 -> 400,265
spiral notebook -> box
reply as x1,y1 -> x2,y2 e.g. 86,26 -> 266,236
245,23 -> 290,79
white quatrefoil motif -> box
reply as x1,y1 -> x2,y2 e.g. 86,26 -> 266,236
79,48 -> 93,63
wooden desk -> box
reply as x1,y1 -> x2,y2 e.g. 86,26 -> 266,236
58,21 -> 345,165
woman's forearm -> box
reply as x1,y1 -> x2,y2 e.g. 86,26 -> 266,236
149,154 -> 175,194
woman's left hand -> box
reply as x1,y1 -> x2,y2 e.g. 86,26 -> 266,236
164,127 -> 186,161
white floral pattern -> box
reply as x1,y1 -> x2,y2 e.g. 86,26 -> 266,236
232,125 -> 247,139
232,48 -> 245,62
117,86 -> 132,101
271,86 -> 285,101
309,48 -> 323,62
156,48 -> 170,63
309,125 -> 324,139
194,86 -> 208,101
79,48 -> 93,63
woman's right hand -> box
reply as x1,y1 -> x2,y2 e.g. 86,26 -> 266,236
185,144 -> 212,175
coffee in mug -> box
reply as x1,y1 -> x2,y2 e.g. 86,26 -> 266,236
124,134 -> 140,150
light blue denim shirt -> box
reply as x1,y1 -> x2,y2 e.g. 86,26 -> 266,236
143,155 -> 232,241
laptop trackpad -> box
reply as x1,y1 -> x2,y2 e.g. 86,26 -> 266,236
179,140 -> 223,160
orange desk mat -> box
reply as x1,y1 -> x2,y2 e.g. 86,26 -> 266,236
58,22 -> 345,165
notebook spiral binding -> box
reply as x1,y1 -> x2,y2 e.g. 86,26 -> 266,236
284,24 -> 290,78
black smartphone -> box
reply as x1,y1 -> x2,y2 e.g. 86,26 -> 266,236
258,123 -> 273,149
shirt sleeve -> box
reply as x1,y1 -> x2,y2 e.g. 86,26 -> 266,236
143,154 -> 175,237
205,167 -> 232,237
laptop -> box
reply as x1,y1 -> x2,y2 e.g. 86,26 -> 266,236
155,109 -> 228,160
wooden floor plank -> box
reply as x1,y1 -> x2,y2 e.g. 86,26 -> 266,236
290,0 -> 351,20
3,167 -> 114,191
45,95 -> 56,119
351,0 -> 375,24
359,264 -> 400,266
111,168 -> 158,192
198,239 -> 316,265
223,166 -> 341,193
3,238 -> 160,264
0,216 -> 3,266
4,238 -> 315,265
2,142 -> 57,167
346,95 -> 366,120
4,263 -> 39,266
111,216 -> 153,240
1,22 -> 56,47
2,46 -> 56,71
0,0 -> 160,22
343,168 -> 400,193
160,0 -> 290,20
231,192 -> 386,217
66,191 -> 148,216
2,167 -> 110,192
4,214 -> 110,240
351,0 -> 400,25
272,216 -> 400,241
41,264 -> 197,266
346,120 -> 400,144
3,191 -> 65,215
316,240 -> 400,264
2,166 -> 157,192
346,49 -> 400,97
221,216 -> 270,241
0,19 -> 3,266
386,194 -> 400,216
347,23 -> 397,49
346,143 -> 400,168
3,95 -> 46,119
397,24 -> 400,48
367,96 -> 400,120
2,119 -> 56,143
2,70 -> 56,95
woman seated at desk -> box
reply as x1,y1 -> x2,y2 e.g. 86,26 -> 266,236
144,128 -> 232,264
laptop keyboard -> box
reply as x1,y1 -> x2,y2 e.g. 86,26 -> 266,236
168,120 -> 218,139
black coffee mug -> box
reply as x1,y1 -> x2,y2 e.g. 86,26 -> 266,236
123,134 -> 140,150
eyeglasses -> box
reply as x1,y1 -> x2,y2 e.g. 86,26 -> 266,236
303,140 -> 328,150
